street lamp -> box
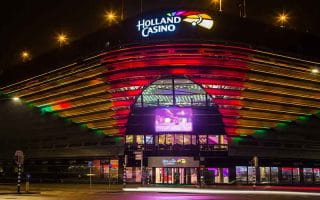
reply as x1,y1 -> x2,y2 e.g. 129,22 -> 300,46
311,68 -> 319,74
277,12 -> 289,28
20,51 -> 31,62
12,97 -> 20,102
211,0 -> 219,4
104,10 -> 117,24
56,33 -> 68,47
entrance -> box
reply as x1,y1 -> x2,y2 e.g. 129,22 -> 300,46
154,167 -> 198,184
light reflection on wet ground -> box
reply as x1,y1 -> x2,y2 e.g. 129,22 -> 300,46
1,192 -> 319,200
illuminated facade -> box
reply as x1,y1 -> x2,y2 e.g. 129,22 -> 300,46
0,10 -> 320,185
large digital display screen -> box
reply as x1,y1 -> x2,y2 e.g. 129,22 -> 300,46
155,108 -> 192,132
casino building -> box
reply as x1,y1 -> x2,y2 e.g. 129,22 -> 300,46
0,10 -> 320,185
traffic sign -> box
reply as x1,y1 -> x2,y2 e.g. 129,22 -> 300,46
14,150 -> 24,165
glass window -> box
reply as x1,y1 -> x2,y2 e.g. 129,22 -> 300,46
236,166 -> 248,183
208,135 -> 218,144
166,134 -> 174,145
199,135 -> 207,144
220,135 -> 228,145
223,168 -> 229,183
159,134 -> 165,145
192,135 -> 197,145
126,167 -> 133,181
136,78 -> 214,107
270,167 -> 279,183
126,135 -> 133,144
184,134 -> 191,145
282,167 -> 293,184
136,135 -> 144,144
260,167 -> 270,183
175,134 -> 183,145
303,168 -> 313,184
314,168 -> 320,184
248,166 -> 256,183
292,168 -> 300,183
145,135 -> 153,144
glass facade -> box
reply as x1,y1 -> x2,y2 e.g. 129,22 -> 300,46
136,78 -> 214,107
260,167 -> 279,184
281,167 -> 300,184
154,168 -> 198,184
125,134 -> 228,150
303,168 -> 313,184
205,168 -> 229,184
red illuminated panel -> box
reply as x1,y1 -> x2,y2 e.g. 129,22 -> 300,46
109,58 -> 248,72
204,89 -> 242,97
213,99 -> 243,107
101,44 -> 251,136
110,90 -> 142,98
191,78 -> 246,88
109,80 -> 152,89
111,100 -> 135,107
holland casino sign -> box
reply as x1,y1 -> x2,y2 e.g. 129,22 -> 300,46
137,11 -> 214,38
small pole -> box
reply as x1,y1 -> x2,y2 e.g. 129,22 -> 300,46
219,0 -> 222,12
172,78 -> 176,106
25,174 -> 30,193
121,0 -> 124,20
123,155 -> 127,188
141,148 -> 144,185
109,164 -> 111,190
243,0 -> 247,18
89,165 -> 92,190
17,164 -> 21,194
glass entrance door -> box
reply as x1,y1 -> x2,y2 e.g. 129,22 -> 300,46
155,167 -> 198,184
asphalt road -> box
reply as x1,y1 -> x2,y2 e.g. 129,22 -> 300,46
1,192 -> 320,200
1,184 -> 320,200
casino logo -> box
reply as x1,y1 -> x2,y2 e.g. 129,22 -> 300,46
167,11 -> 214,30
137,10 -> 214,38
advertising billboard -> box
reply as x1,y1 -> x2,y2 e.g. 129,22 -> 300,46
155,107 -> 192,132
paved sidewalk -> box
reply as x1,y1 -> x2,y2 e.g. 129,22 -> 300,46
0,183 -> 123,195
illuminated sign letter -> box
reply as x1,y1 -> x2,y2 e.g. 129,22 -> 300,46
136,11 -> 213,38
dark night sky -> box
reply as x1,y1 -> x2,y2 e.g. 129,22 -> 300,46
1,0 -> 320,71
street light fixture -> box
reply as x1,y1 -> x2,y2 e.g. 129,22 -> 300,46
12,97 -> 21,102
104,10 -> 117,24
311,68 -> 319,74
211,0 -> 219,4
277,12 -> 289,28
56,33 -> 68,47
20,51 -> 31,62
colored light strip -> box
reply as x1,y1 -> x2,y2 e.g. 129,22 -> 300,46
122,187 -> 320,196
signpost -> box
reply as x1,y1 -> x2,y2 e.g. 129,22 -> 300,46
253,156 -> 258,188
123,155 -> 127,188
108,163 -> 111,190
88,161 -> 93,190
15,150 -> 24,194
